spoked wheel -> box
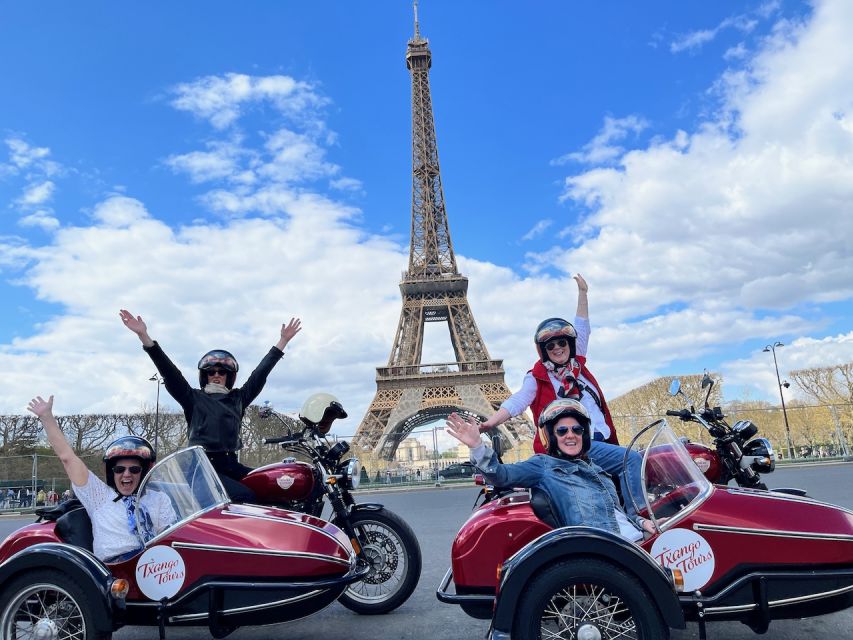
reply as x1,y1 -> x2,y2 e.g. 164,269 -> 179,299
336,508 -> 422,614
514,558 -> 667,640
0,569 -> 111,640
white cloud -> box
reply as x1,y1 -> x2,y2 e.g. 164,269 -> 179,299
16,181 -> 55,207
19,210 -> 60,231
670,4 -> 777,54
329,176 -> 363,192
521,219 -> 552,242
6,137 -> 50,169
722,332 -> 853,401
552,115 -> 649,166
548,0 -> 853,325
170,73 -> 328,130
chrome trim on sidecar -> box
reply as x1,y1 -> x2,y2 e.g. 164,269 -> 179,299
171,541 -> 352,566
699,583 -> 853,616
168,589 -> 327,621
692,523 -> 853,543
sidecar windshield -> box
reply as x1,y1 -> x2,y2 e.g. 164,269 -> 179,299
630,420 -> 712,529
135,447 -> 229,543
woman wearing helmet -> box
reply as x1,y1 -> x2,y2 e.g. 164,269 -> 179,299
447,399 -> 654,540
476,274 -> 644,518
27,395 -> 176,562
120,309 -> 301,501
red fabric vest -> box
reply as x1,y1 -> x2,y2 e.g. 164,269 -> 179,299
529,358 -> 619,453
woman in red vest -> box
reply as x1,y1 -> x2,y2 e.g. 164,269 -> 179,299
478,274 -> 644,517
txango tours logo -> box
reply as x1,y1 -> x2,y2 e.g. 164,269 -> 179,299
136,546 -> 186,599
650,528 -> 715,591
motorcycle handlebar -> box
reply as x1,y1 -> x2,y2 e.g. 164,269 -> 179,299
263,435 -> 300,446
665,409 -> 691,419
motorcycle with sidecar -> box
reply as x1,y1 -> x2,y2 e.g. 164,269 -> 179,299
0,447 -> 372,639
437,419 -> 853,639
243,395 -> 422,614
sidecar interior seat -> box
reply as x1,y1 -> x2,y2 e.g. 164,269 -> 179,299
529,488 -> 559,529
54,506 -> 94,553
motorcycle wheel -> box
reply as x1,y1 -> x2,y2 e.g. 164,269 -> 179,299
513,558 -> 667,640
336,508 -> 422,615
0,569 -> 112,640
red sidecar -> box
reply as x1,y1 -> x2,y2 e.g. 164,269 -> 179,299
438,421 -> 853,639
0,447 -> 368,639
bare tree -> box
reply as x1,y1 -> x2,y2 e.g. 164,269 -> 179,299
0,414 -> 40,454
56,414 -> 120,456
609,373 -> 723,442
790,362 -> 853,406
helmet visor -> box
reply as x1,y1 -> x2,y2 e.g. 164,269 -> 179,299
538,398 -> 589,428
199,351 -> 238,372
535,319 -> 577,345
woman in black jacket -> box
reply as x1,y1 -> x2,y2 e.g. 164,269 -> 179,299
120,309 -> 301,501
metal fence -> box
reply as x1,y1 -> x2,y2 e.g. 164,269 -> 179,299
2,402 -> 850,511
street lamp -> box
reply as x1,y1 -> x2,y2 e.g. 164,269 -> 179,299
149,373 -> 164,452
432,424 -> 445,485
763,342 -> 794,460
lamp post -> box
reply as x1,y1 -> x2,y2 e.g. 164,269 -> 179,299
432,424 -> 444,485
149,373 -> 164,452
763,342 -> 794,460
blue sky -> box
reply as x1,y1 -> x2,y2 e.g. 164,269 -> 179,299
2,1 -> 852,438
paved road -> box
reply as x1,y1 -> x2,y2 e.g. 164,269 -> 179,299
0,463 -> 851,639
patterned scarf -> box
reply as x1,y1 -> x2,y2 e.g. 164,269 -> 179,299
544,358 -> 583,401
121,495 -> 138,533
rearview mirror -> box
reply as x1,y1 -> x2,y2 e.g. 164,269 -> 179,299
668,379 -> 681,396
259,400 -> 273,418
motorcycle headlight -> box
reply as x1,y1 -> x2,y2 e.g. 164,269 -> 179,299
742,437 -> 776,473
732,420 -> 758,441
341,457 -> 361,490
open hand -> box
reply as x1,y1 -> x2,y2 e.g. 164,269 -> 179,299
119,309 -> 147,335
446,412 -> 483,448
281,318 -> 302,344
27,395 -> 54,420
573,273 -> 588,293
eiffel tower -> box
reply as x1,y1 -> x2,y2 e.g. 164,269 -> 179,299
354,6 -> 533,460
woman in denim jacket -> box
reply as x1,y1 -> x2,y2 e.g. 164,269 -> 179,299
446,399 -> 655,542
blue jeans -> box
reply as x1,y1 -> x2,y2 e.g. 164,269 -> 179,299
588,441 -> 644,518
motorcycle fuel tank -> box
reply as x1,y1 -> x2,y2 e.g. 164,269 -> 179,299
242,460 -> 317,502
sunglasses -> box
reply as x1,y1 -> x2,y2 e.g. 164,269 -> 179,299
113,465 -> 143,475
207,368 -> 230,377
554,424 -> 585,437
544,338 -> 569,352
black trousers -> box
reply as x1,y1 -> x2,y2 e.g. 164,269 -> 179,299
207,452 -> 257,503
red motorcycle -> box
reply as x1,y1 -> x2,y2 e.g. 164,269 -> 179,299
240,393 -> 422,614
665,374 -> 804,494
0,447 -> 371,639
438,419 -> 853,639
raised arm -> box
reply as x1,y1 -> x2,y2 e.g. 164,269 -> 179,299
27,396 -> 89,487
574,274 -> 589,319
119,309 -> 155,348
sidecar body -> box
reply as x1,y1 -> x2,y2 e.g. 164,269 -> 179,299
0,447 -> 366,638
438,421 -> 853,639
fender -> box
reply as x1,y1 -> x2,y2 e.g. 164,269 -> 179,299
348,502 -> 384,513
0,543 -> 118,634
492,527 -> 685,633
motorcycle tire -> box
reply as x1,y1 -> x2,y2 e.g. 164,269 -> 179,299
335,507 -> 422,615
0,569 -> 113,640
513,557 -> 668,640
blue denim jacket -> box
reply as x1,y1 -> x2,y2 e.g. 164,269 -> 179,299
471,445 -> 632,535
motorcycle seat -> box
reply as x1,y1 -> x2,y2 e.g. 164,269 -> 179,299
54,506 -> 94,553
529,488 -> 559,529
